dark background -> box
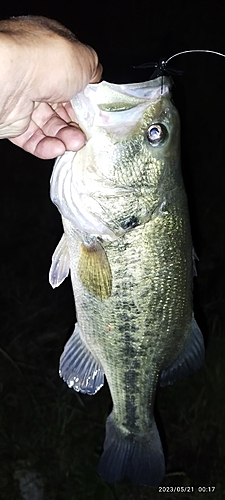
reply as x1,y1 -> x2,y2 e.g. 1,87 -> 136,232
0,1 -> 225,499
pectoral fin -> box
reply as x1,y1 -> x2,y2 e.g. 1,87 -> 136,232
49,234 -> 70,288
78,240 -> 112,300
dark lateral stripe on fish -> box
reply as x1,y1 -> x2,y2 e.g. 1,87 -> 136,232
59,323 -> 104,395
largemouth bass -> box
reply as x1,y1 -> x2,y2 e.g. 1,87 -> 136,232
49,77 -> 204,487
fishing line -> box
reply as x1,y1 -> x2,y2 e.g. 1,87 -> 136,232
165,49 -> 225,66
134,49 -> 225,93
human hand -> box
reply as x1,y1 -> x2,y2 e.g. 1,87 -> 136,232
0,16 -> 102,158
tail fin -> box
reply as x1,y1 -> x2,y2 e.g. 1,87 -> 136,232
98,414 -> 165,487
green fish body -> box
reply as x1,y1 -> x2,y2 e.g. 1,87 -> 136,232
49,77 -> 204,487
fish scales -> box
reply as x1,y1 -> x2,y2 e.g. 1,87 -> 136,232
62,202 -> 191,426
50,77 -> 205,487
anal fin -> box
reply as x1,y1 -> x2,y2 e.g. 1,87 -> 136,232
160,316 -> 205,387
59,323 -> 104,395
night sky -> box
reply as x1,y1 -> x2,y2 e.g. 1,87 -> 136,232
0,1 -> 225,497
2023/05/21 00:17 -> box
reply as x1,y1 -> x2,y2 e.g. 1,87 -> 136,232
158,486 -> 216,493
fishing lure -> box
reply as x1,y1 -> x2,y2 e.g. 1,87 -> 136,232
135,49 -> 225,91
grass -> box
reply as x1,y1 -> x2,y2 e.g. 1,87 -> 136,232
0,135 -> 225,499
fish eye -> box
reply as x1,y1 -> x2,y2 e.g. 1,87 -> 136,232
146,123 -> 168,146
